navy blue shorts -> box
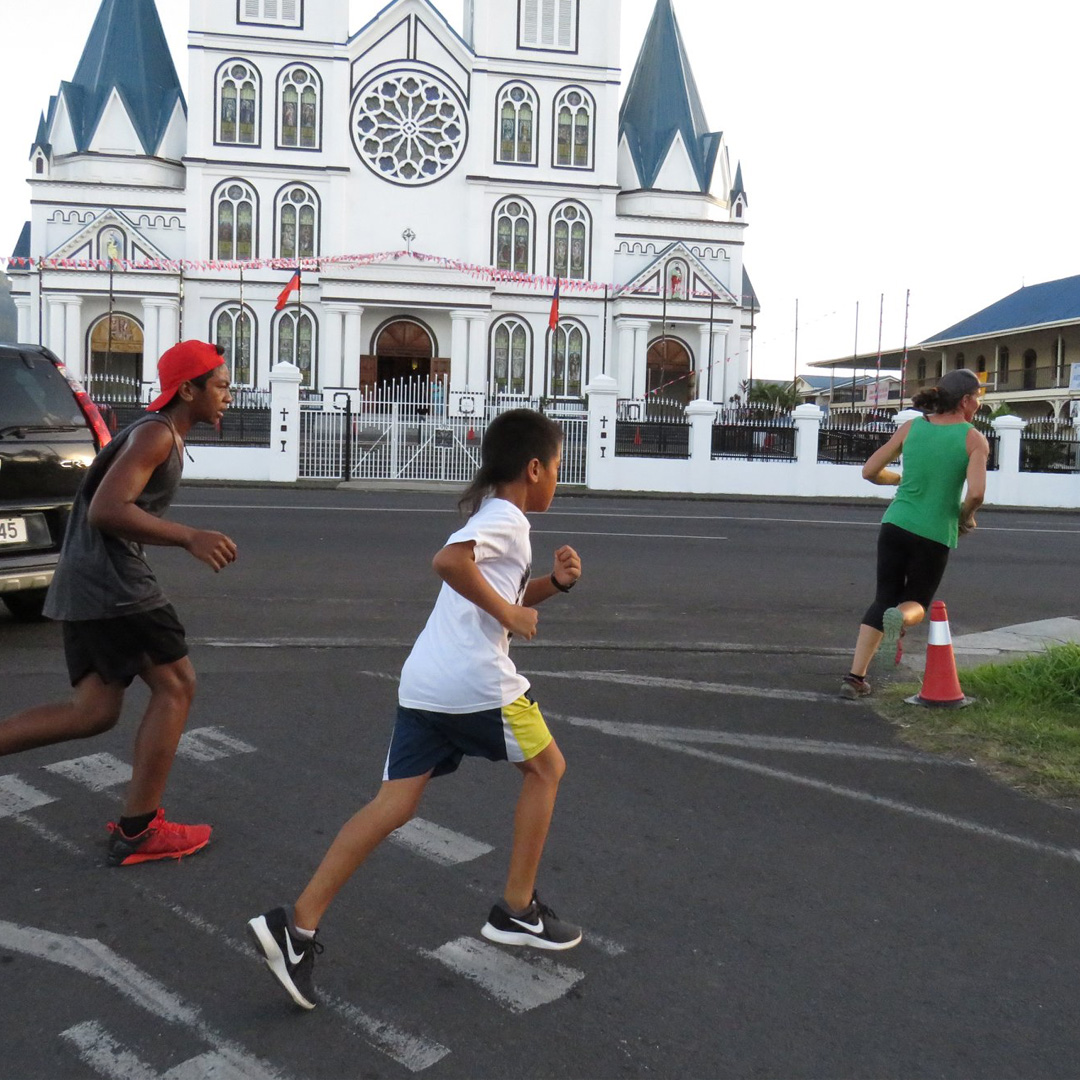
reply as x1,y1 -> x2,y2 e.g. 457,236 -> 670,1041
384,695 -> 553,781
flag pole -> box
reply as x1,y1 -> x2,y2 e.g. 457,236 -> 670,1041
900,289 -> 911,404
875,292 -> 884,416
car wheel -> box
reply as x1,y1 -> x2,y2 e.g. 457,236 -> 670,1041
2,589 -> 49,621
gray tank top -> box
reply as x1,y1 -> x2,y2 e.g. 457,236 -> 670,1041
44,412 -> 184,621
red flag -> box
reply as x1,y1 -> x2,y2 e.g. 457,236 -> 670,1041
548,279 -> 561,331
275,268 -> 301,311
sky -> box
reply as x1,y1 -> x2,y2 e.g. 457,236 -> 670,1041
2,0 -> 1079,379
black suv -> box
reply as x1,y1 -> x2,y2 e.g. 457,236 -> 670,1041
0,343 -> 111,620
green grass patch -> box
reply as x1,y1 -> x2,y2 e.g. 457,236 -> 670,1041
877,643 -> 1080,800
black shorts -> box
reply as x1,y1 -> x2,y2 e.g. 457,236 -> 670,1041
862,523 -> 951,631
62,604 -> 189,688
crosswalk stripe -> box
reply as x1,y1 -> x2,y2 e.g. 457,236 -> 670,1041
423,937 -> 584,1013
389,818 -> 494,866
177,726 -> 256,763
0,774 -> 57,819
44,752 -> 131,792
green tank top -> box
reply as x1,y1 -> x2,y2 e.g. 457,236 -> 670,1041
882,416 -> 972,549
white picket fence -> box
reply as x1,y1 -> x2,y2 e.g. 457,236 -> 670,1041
299,379 -> 588,485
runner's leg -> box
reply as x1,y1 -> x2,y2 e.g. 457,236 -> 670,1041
0,674 -> 124,755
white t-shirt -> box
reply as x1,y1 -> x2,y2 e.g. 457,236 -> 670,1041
398,496 -> 532,713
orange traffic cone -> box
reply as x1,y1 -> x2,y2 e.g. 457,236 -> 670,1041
905,600 -> 972,708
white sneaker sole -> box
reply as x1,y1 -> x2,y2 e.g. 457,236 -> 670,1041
247,916 -> 316,1010
480,921 -> 582,951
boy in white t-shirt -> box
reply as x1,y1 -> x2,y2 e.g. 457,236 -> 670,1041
248,410 -> 582,1010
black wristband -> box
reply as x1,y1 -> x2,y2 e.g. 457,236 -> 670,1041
550,572 -> 575,593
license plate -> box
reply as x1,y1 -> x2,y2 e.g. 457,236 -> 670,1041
0,517 -> 27,544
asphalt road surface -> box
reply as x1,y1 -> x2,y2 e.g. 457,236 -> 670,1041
2,488 -> 1079,1080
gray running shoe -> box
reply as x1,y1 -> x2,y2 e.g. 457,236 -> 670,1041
481,891 -> 582,951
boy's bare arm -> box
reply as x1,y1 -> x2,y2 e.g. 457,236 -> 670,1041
522,544 -> 581,605
87,424 -> 238,571
432,541 -> 538,639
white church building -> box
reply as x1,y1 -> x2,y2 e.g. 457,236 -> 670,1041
9,0 -> 756,410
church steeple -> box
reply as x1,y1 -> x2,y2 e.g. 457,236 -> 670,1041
47,0 -> 185,157
618,0 -> 722,194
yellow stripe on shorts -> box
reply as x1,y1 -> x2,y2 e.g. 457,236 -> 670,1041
500,696 -> 553,762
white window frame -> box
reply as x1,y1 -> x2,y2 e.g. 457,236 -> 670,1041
274,306 -> 318,389
277,64 -> 321,150
548,319 -> 587,398
217,60 -> 261,146
491,317 -> 533,395
496,82 -> 538,164
519,0 -> 577,51
275,184 -> 319,259
493,197 -> 535,274
549,201 -> 590,280
213,180 -> 258,261
212,304 -> 256,387
240,0 -> 302,27
553,86 -> 594,169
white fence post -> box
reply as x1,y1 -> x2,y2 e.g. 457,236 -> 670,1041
269,361 -> 302,483
585,375 -> 619,491
686,399 -> 717,492
793,403 -> 823,488
991,414 -> 1026,505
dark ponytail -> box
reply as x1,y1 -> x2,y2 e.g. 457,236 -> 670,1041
458,409 -> 564,517
913,369 -> 981,414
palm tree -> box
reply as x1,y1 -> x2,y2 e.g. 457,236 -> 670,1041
748,380 -> 798,410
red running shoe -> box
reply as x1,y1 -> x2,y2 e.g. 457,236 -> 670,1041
106,809 -> 211,866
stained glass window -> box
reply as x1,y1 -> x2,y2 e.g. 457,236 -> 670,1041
214,306 -> 253,386
279,65 -> 320,149
493,199 -> 533,273
550,202 -> 589,280
276,310 -> 316,387
277,186 -> 318,258
218,62 -> 260,145
215,181 -> 257,261
496,84 -> 537,164
554,88 -> 592,168
550,322 -> 586,397
492,318 -> 530,394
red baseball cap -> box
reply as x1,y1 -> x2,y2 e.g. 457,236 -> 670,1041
147,340 -> 226,412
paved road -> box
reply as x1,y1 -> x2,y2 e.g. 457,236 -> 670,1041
1,489 -> 1079,1079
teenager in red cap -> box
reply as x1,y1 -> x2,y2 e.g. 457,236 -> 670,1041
0,341 -> 238,864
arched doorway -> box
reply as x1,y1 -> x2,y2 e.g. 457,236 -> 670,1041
646,337 -> 693,406
363,319 -> 435,388
88,314 -> 143,395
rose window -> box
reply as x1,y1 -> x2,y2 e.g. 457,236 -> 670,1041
351,72 -> 467,186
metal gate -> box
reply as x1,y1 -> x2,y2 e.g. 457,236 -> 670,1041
299,380 -> 587,485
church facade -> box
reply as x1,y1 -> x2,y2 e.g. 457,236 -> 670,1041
10,0 -> 755,410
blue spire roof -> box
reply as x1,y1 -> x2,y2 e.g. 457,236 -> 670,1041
57,0 -> 185,155
922,274 -> 1080,345
619,0 -> 720,192
13,223 -> 31,259
730,162 -> 746,205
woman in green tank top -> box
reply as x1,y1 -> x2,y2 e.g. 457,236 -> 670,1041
840,368 -> 989,699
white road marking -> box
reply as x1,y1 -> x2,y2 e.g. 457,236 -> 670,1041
389,817 -> 494,866
560,713 -> 1080,865
62,1021 -> 157,1080
423,936 -> 584,1013
0,921 -> 285,1080
174,502 -> 1080,535
177,726 -> 257,763
0,774 -> 57,818
586,933 -> 628,957
322,994 -> 450,1073
550,715 -> 967,766
533,529 -> 727,541
44,751 -> 131,791
532,668 -> 835,702
62,1021 -> 257,1080
135,891 -> 450,1074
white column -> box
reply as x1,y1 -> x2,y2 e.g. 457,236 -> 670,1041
737,329 -> 752,400
322,305 -> 345,387
712,329 -> 731,404
63,297 -> 82,382
697,324 -> 713,401
141,300 -> 161,385
342,305 -> 363,388
48,298 -> 66,363
616,319 -> 635,399
159,299 -> 179,353
631,321 -> 649,400
585,373 -> 619,491
15,298 -> 32,343
991,414 -> 1026,506
468,314 -> 487,394
450,311 -> 470,397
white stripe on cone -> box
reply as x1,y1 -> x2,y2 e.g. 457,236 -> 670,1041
928,620 -> 952,646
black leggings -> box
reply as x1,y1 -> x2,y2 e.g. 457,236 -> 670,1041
862,523 -> 950,631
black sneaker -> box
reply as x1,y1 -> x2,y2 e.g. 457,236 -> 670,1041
481,891 -> 582,951
247,907 -> 322,1010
